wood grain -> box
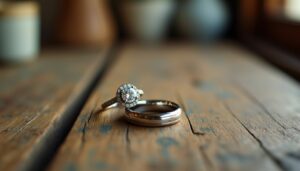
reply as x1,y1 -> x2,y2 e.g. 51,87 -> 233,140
48,43 -> 300,171
0,49 -> 108,171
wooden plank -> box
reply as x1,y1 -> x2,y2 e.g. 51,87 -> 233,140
182,44 -> 300,171
0,49 -> 109,171
47,43 -> 298,171
222,47 -> 300,171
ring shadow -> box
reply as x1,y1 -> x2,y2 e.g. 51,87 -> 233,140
90,106 -> 129,126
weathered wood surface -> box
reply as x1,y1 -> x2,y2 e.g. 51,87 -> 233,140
48,43 -> 300,171
0,49 -> 108,171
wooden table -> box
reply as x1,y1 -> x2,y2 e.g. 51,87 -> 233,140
1,43 -> 300,171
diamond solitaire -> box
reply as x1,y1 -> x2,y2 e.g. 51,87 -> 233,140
101,83 -> 144,109
117,83 -> 144,108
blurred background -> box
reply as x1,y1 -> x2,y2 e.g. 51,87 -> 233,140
0,0 -> 299,78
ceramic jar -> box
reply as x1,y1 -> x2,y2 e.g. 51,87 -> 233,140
177,0 -> 228,42
119,0 -> 175,43
56,0 -> 115,47
0,2 -> 39,63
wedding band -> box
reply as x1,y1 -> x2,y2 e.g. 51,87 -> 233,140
101,83 -> 144,109
124,100 -> 181,126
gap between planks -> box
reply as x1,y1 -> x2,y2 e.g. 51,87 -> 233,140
19,45 -> 120,171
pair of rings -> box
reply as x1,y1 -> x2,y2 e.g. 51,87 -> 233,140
101,83 -> 181,126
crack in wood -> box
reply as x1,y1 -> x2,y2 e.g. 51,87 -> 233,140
125,125 -> 130,145
125,125 -> 134,158
79,107 -> 96,150
224,103 -> 285,171
176,92 -> 204,136
234,82 -> 287,130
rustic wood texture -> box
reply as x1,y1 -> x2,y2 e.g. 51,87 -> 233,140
48,43 -> 300,171
0,49 -> 108,171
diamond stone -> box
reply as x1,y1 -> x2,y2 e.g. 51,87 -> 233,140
116,83 -> 142,107
121,88 -> 137,103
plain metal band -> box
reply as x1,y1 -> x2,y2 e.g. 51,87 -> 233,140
125,100 -> 181,127
101,97 -> 118,109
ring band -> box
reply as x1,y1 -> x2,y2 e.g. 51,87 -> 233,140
124,100 -> 181,126
101,97 -> 118,109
